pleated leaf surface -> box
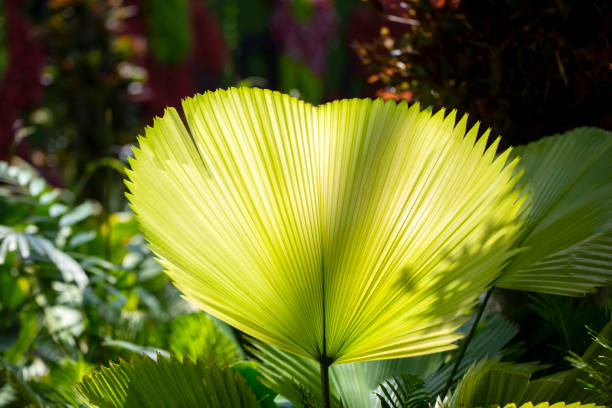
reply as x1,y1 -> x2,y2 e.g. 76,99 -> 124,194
74,354 -> 257,408
450,357 -> 605,408
126,87 -> 525,363
496,127 -> 612,295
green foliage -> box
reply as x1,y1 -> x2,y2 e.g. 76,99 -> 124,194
278,54 -> 325,104
169,312 -> 243,364
145,0 -> 192,64
74,354 -> 258,408
451,358 -> 549,407
448,355 -> 609,408
251,315 -> 518,407
525,294 -> 610,362
476,403 -> 603,408
0,160 -> 188,405
23,1 -> 144,200
234,361 -> 278,408
497,128 -> 612,295
0,160 -> 92,366
34,359 -> 93,406
2,90 -> 612,408
565,322 -> 612,406
251,340 -> 333,407
425,314 -> 520,395
376,374 -> 430,408
1,0 -> 610,405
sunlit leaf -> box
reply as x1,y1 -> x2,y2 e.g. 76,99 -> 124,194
126,87 -> 525,364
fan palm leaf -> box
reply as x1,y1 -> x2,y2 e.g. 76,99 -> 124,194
496,127 -> 612,295
126,87 -> 525,364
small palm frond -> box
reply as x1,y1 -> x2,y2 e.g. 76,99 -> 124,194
74,354 -> 258,407
376,373 -> 430,408
497,127 -> 612,296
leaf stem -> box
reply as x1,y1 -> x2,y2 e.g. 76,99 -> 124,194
441,286 -> 494,397
320,357 -> 331,408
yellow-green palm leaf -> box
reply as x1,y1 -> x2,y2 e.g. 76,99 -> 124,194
500,404 -> 605,408
126,87 -> 524,364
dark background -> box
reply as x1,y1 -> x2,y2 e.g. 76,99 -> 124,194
1,0 -> 610,205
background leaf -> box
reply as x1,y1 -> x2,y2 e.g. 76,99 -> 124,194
168,312 -> 243,364
497,127 -> 612,295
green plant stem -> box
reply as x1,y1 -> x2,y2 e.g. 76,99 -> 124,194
320,357 -> 331,408
441,286 -> 494,397
320,255 -> 331,407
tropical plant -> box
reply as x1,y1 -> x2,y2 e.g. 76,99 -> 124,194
123,88 -> 612,407
126,86 -> 528,405
565,322 -> 612,406
0,159 -> 191,406
4,88 -> 611,407
74,354 -> 258,408
436,126 -> 612,396
251,314 -> 518,407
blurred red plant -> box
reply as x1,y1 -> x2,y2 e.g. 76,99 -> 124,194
0,0 -> 43,158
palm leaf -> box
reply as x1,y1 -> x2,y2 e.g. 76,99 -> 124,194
425,314 -> 519,395
126,87 -> 525,364
333,358 -> 441,408
450,357 -> 606,408
555,320 -> 612,405
74,354 -> 257,407
376,374 -> 430,408
565,328 -> 612,405
496,127 -> 612,295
